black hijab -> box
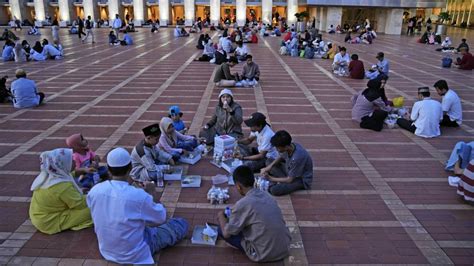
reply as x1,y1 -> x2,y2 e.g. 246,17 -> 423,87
32,41 -> 43,53
362,79 -> 383,102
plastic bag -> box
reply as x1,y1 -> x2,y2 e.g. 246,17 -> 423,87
392,96 -> 404,108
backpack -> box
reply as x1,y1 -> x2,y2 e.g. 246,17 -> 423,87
442,56 -> 452,68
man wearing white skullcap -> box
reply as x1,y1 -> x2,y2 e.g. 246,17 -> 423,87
87,147 -> 189,264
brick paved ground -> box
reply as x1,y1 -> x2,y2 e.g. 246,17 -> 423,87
0,26 -> 473,265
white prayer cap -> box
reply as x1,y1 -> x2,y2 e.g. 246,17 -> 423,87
219,88 -> 233,98
107,147 -> 131,167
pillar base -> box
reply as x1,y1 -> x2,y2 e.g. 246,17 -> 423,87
160,20 -> 169,27
185,19 -> 193,26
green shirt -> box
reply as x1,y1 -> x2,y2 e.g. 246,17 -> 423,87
29,182 -> 93,234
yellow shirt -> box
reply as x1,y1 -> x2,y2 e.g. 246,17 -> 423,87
29,182 -> 93,234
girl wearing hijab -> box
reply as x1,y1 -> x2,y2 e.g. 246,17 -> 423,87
200,88 -> 243,144
29,148 -> 93,234
196,34 -> 205,49
351,78 -> 392,132
158,117 -> 199,160
13,42 -> 27,63
66,133 -> 107,189
29,41 -> 46,61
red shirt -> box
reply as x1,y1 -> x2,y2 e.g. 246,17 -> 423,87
283,32 -> 291,42
251,34 -> 258,43
349,60 -> 365,79
459,52 -> 474,70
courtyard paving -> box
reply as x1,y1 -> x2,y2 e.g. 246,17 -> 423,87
0,26 -> 473,265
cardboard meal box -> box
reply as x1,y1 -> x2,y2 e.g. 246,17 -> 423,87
181,175 -> 202,188
178,149 -> 202,165
163,166 -> 184,181
191,225 -> 218,246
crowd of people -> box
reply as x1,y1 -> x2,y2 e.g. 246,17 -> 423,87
0,16 -> 472,265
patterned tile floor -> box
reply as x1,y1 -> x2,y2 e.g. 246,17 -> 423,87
0,26 -> 473,265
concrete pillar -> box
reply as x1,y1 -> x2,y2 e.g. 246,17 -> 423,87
210,0 -> 220,26
58,0 -> 74,23
375,9 -> 387,33
384,8 -> 404,35
83,0 -> 100,21
468,0 -> 473,26
10,0 -> 27,21
262,0 -> 272,25
34,0 -> 48,22
326,7 -> 342,30
184,0 -> 195,26
287,0 -> 297,25
159,0 -> 170,26
108,0 -> 123,22
133,0 -> 146,25
319,7 -> 326,31
236,0 -> 245,26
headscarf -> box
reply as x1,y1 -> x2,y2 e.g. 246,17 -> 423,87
160,117 -> 177,148
66,133 -> 89,153
30,148 -> 82,194
32,41 -> 43,53
362,79 -> 383,102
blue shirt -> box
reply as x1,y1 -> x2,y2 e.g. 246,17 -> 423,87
86,180 -> 166,264
377,59 -> 390,75
2,46 -> 14,61
173,120 -> 185,132
124,34 -> 133,45
11,78 -> 40,108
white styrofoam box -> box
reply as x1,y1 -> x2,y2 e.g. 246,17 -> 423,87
214,135 -> 235,146
163,166 -> 183,181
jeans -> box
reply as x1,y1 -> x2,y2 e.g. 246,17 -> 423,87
144,218 -> 188,255
269,179 -> 305,196
217,226 -> 244,251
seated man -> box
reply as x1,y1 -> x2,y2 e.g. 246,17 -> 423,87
122,32 -> 133,45
131,124 -> 175,187
2,40 -> 15,62
43,40 -> 64,60
332,47 -> 350,76
173,26 -> 182,37
261,130 -> 313,196
348,54 -> 365,79
10,69 -> 45,108
234,41 -> 248,62
365,64 -> 380,80
434,80 -> 462,127
213,56 -> 238,87
217,165 -> 291,262
456,38 -> 469,52
237,54 -> 260,87
87,147 -> 188,265
376,52 -> 390,76
446,141 -> 474,176
454,47 -> 474,70
396,87 -> 443,138
236,112 -> 279,172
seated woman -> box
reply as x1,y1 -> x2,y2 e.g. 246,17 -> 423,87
180,27 -> 190,37
196,34 -> 205,49
121,32 -> 133,45
195,39 -> 215,62
322,43 -> 336,59
351,78 -> 391,132
159,117 -> 199,160
174,26 -> 182,37
446,141 -> 474,175
108,31 -> 120,45
29,148 -> 93,234
200,88 -> 243,144
29,41 -> 47,61
13,42 -> 27,63
27,26 -> 40,35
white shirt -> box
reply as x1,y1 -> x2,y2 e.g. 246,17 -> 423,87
221,38 -> 233,53
250,125 -> 278,159
235,45 -> 248,56
442,89 -> 462,125
410,97 -> 443,138
333,52 -> 350,65
87,180 -> 166,264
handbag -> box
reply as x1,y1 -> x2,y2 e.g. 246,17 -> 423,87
442,56 -> 452,68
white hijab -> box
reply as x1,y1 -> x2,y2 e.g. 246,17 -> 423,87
31,148 -> 82,194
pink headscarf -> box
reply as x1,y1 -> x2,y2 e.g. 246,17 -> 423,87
65,133 -> 89,153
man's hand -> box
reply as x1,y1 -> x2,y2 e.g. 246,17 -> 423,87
234,154 -> 244,160
85,167 -> 96,174
260,166 -> 272,176
144,181 -> 156,194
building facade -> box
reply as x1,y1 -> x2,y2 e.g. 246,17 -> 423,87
0,0 -> 454,34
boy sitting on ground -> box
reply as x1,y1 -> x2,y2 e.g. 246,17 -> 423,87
237,54 -> 260,87
260,130 -> 313,196
131,123 -> 175,187
217,165 -> 291,263
214,56 -> 239,87
236,112 -> 278,172
168,105 -> 187,134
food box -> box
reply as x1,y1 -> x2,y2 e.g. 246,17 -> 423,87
178,149 -> 202,165
181,175 -> 202,188
163,166 -> 183,181
191,225 -> 218,246
221,159 -> 243,174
